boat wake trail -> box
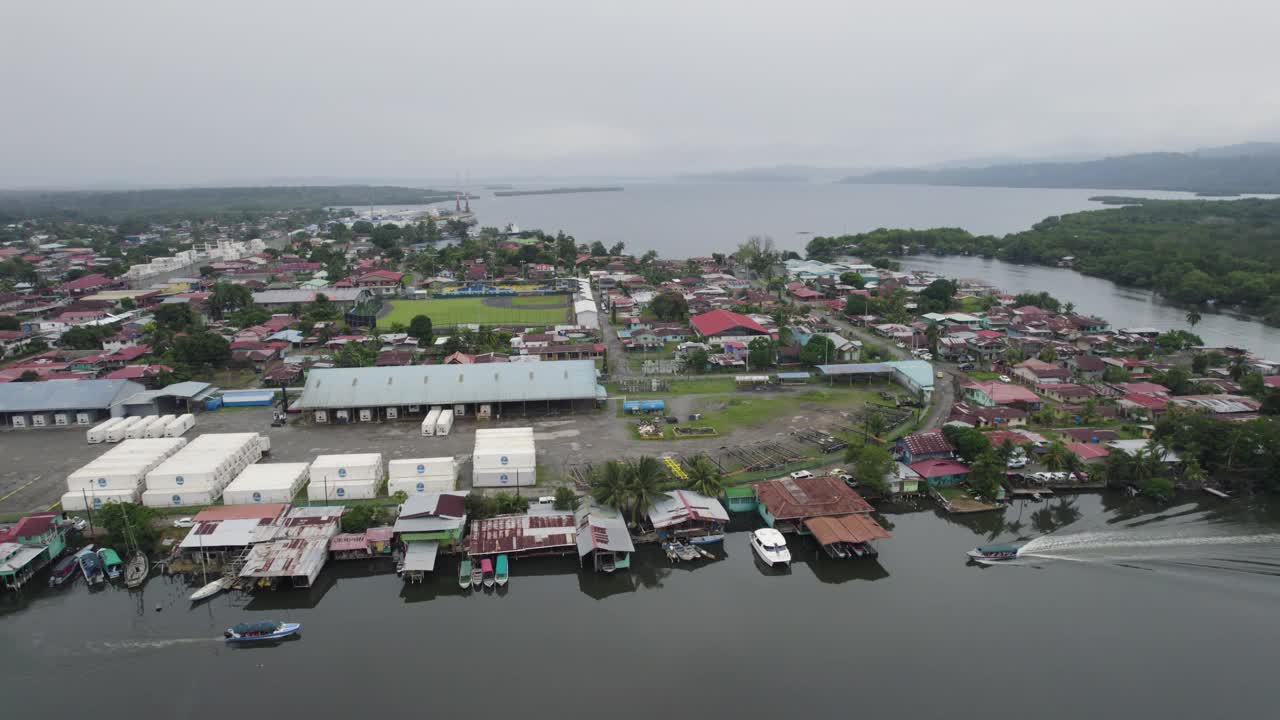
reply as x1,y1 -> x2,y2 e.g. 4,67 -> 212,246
1018,531 -> 1280,556
87,637 -> 220,653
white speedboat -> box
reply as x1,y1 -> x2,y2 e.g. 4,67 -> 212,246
190,576 -> 234,602
750,528 -> 791,566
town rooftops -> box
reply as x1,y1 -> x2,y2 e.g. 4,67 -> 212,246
963,381 -> 1039,405
251,288 -> 367,304
467,510 -> 577,556
646,489 -> 729,529
1066,443 -> 1111,461
0,378 -> 144,413
689,309 -> 769,338
11,512 -> 59,538
295,359 -> 600,409
192,503 -> 288,523
901,430 -> 954,457
908,459 -> 971,479
803,514 -> 891,546
574,498 -> 635,557
753,476 -> 873,520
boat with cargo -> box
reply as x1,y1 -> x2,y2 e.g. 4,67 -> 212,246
966,544 -> 1019,562
76,546 -> 105,586
97,548 -> 123,581
224,621 -> 301,643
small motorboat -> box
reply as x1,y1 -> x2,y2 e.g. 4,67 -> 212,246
470,562 -> 484,589
495,554 -> 509,587
481,558 -> 495,588
967,544 -> 1019,562
190,576 -> 234,602
124,551 -> 149,589
749,529 -> 791,567
689,533 -> 725,545
48,554 -> 79,587
224,621 -> 301,643
76,546 -> 105,586
458,558 -> 473,590
97,548 -> 124,581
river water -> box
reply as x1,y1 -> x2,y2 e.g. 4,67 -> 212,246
4,494 -> 1279,718
900,254 -> 1280,357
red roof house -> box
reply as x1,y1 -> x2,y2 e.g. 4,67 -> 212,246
689,309 -> 770,340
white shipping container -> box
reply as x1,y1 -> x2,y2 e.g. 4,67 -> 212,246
472,467 -> 536,488
87,417 -> 124,444
306,477 -> 382,501
107,416 -> 142,442
310,453 -> 384,483
434,409 -> 454,436
388,457 -> 457,479
61,486 -> 142,511
472,449 -> 536,471
141,487 -> 222,508
165,413 -> 195,437
421,407 -> 442,436
223,462 -> 310,505
126,416 -> 157,439
388,476 -> 457,496
146,415 -> 176,438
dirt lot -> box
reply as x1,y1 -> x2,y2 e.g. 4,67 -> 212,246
0,380 -> 916,516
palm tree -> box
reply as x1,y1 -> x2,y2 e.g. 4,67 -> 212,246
865,411 -> 888,441
625,457 -> 668,527
1130,445 -> 1164,486
1181,458 -> 1206,487
1228,354 -> 1249,382
589,460 -> 630,512
1185,307 -> 1202,329
1103,452 -> 1134,489
683,456 -> 724,498
1063,302 -> 1075,316
1042,440 -> 1072,472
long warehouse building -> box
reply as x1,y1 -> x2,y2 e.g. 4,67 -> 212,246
294,360 -> 605,423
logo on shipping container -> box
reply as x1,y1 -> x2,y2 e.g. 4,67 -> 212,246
338,468 -> 347,478
176,475 -> 184,486
252,492 -> 262,502
98,478 -> 107,487
93,498 -> 103,508
500,473 -> 509,483
336,487 -> 346,497
416,482 -> 425,492
171,495 -> 181,504
500,456 -> 509,465
416,464 -> 425,474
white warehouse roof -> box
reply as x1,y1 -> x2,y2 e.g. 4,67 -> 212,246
295,360 -> 600,409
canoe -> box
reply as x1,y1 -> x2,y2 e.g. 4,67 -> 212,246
191,576 -> 233,602
224,621 -> 301,643
481,558 -> 495,588
458,559 -> 473,589
495,554 -> 509,587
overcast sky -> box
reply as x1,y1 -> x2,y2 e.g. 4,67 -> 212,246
3,0 -> 1278,188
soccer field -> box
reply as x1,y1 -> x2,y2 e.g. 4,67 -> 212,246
380,296 -> 571,328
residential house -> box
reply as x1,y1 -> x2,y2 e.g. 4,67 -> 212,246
1011,358 -> 1071,385
897,430 -> 955,464
960,381 -> 1040,409
908,458 -> 971,487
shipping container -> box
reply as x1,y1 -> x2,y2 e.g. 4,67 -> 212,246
388,457 -> 457,479
164,413 -> 195,437
421,407 -> 442,436
141,487 -> 221,508
146,415 -> 176,438
387,476 -> 457,496
144,433 -> 264,492
126,416 -> 158,439
60,486 -> 142,511
306,477 -> 382,501
434,409 -> 454,436
223,462 -> 310,505
309,453 -> 384,483
87,417 -> 124,444
107,416 -> 142,442
472,467 -> 537,488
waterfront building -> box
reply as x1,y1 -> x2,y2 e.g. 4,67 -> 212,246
646,489 -> 730,540
753,475 -> 875,534
575,498 -> 634,573
0,513 -> 67,590
467,504 -> 576,559
238,506 -> 343,590
907,459 -> 971,487
393,492 -> 468,580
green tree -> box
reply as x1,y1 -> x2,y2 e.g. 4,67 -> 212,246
852,444 -> 893,495
341,503 -> 390,533
1041,440 -> 1073,472
966,453 -> 1005,499
95,502 -> 159,550
942,425 -> 991,463
747,337 -> 774,371
552,485 -> 577,511
1038,345 -> 1059,363
589,460 -> 631,512
624,456 -> 667,526
800,335 -> 836,366
407,314 -> 434,346
839,272 -> 865,289
1185,307 -> 1202,329
227,306 -> 270,329
649,291 -> 689,321
1191,353 -> 1209,375
208,282 -> 253,321
171,332 -> 230,367
154,303 -> 197,333
305,294 -> 338,322
686,348 -> 709,374
683,456 -> 724,498
1228,354 -> 1250,382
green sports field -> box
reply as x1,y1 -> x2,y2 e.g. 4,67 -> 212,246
380,295 -> 571,328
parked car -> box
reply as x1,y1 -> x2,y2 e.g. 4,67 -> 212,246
789,470 -> 814,480
172,517 -> 195,528
957,362 -> 975,370
998,375 -> 1011,383
936,371 -> 945,379
1007,455 -> 1028,469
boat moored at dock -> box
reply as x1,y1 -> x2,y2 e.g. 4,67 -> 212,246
749,529 -> 791,567
481,558 -> 495,588
458,559 -> 472,589
97,548 -> 123,581
76,546 -> 105,586
495,554 -> 509,586
48,555 -> 79,587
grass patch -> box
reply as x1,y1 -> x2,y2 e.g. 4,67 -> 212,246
381,296 -> 569,327
936,486 -> 968,501
605,376 -> 739,396
691,387 -> 876,436
967,371 -> 1001,381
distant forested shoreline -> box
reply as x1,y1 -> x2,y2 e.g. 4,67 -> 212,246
806,197 -> 1280,325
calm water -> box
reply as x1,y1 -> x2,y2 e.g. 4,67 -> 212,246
4,494 -> 1279,718
467,181 -> 1214,256
902,254 -> 1280,357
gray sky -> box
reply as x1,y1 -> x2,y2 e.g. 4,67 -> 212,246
3,0 -> 1278,187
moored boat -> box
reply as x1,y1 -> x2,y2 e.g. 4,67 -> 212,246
76,546 -> 105,586
966,544 -> 1019,562
191,575 -> 234,602
458,558 -> 473,589
495,554 -> 509,587
749,529 -> 791,567
688,533 -> 725,545
124,551 -> 149,588
481,558 -> 495,588
224,620 -> 301,643
470,562 -> 484,589
97,548 -> 123,580
48,555 -> 79,587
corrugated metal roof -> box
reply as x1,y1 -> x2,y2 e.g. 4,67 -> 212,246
646,490 -> 729,529
574,498 -> 635,557
0,379 -> 144,413
815,363 -> 892,376
401,540 -> 439,572
295,360 -> 599,409
252,288 -> 366,304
